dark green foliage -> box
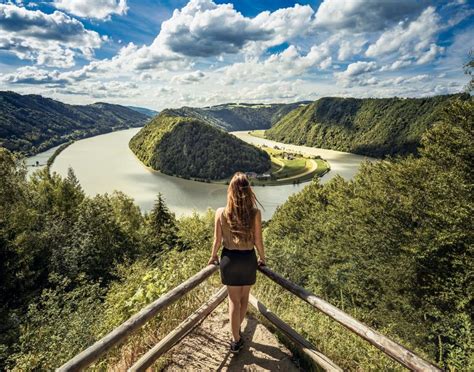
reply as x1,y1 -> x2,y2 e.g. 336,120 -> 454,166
266,94 -> 468,158
9,275 -> 104,371
0,150 -> 170,370
129,112 -> 271,179
0,93 -> 472,369
167,101 -> 310,131
142,193 -> 179,256
264,98 -> 473,369
0,91 -> 149,156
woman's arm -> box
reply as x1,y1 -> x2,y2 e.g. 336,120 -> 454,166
254,209 -> 266,265
207,208 -> 223,265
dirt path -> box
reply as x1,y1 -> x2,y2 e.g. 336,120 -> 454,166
162,300 -> 302,371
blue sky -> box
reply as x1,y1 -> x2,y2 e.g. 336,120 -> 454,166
0,0 -> 472,110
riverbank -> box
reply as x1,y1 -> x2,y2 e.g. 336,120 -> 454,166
35,127 -> 371,219
136,135 -> 331,187
46,140 -> 74,171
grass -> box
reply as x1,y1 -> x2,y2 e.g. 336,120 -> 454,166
208,143 -> 330,187
273,158 -> 307,178
248,130 -> 266,139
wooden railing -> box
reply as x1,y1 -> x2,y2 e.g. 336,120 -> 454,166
57,264 -> 442,372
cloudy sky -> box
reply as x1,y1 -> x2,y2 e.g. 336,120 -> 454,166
0,0 -> 472,110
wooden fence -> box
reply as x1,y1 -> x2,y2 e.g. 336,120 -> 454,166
57,263 -> 442,372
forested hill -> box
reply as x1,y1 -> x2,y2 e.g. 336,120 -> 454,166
265,94 -> 468,158
1,98 -> 471,371
166,101 -> 310,131
129,110 -> 271,179
0,91 -> 150,156
126,105 -> 159,117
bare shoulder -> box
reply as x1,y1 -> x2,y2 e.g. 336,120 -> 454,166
216,207 -> 225,218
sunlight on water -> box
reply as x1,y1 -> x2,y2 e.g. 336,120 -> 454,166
37,128 -> 373,220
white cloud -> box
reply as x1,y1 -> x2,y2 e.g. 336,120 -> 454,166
335,61 -> 377,86
0,4 -> 103,67
365,7 -> 440,60
155,0 -> 272,58
338,61 -> 377,78
1,66 -> 68,85
314,0 -> 427,32
0,0 -> 468,108
337,38 -> 366,61
150,0 -> 314,59
56,80 -> 139,98
219,43 -> 332,85
53,0 -> 128,20
417,43 -> 445,65
171,70 -> 206,84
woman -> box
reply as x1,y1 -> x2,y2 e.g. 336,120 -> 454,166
207,172 -> 266,354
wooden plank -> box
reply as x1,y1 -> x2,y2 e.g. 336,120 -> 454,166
258,266 -> 442,372
129,286 -> 228,372
248,294 -> 342,372
57,264 -> 219,372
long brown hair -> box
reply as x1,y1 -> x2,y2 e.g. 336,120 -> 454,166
224,172 -> 263,244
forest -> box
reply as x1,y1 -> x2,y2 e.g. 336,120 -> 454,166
0,96 -> 471,370
265,93 -> 468,158
0,91 -> 150,156
166,101 -> 310,132
129,111 -> 271,180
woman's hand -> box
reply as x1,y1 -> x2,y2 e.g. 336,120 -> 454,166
257,257 -> 266,266
207,255 -> 219,265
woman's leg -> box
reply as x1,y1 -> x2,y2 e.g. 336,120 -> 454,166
227,285 -> 242,342
239,285 -> 251,325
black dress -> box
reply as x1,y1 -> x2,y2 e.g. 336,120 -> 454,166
217,208 -> 258,286
220,247 -> 258,286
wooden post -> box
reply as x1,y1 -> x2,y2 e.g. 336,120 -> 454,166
57,264 -> 219,372
129,286 -> 228,371
258,266 -> 442,372
248,294 -> 342,372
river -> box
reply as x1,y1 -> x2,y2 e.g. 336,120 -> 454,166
27,128 -> 373,220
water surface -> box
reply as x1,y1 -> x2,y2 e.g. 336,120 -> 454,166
41,128 -> 373,220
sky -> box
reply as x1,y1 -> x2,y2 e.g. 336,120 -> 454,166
0,0 -> 472,110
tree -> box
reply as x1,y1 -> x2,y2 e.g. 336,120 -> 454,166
143,193 -> 179,256
464,50 -> 473,93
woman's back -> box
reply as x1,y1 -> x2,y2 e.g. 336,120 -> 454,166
217,207 -> 256,250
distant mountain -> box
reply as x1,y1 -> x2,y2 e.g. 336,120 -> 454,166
0,91 -> 150,156
265,94 -> 469,158
127,106 -> 159,117
129,110 -> 271,180
166,102 -> 311,131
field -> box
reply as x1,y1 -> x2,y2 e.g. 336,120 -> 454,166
249,146 -> 329,186
248,129 -> 266,139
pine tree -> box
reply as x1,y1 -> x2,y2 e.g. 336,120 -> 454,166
145,193 -> 178,256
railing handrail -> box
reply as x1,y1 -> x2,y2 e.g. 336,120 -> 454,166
248,294 -> 342,371
129,286 -> 228,371
57,264 -> 219,372
59,263 -> 442,372
257,265 -> 442,372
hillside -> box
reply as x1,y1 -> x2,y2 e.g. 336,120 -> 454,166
265,94 -> 468,158
129,110 -> 271,179
1,98 -> 471,371
167,102 -> 310,131
0,91 -> 150,156
127,106 -> 159,117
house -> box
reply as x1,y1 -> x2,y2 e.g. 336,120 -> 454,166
257,173 -> 271,180
246,172 -> 257,179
